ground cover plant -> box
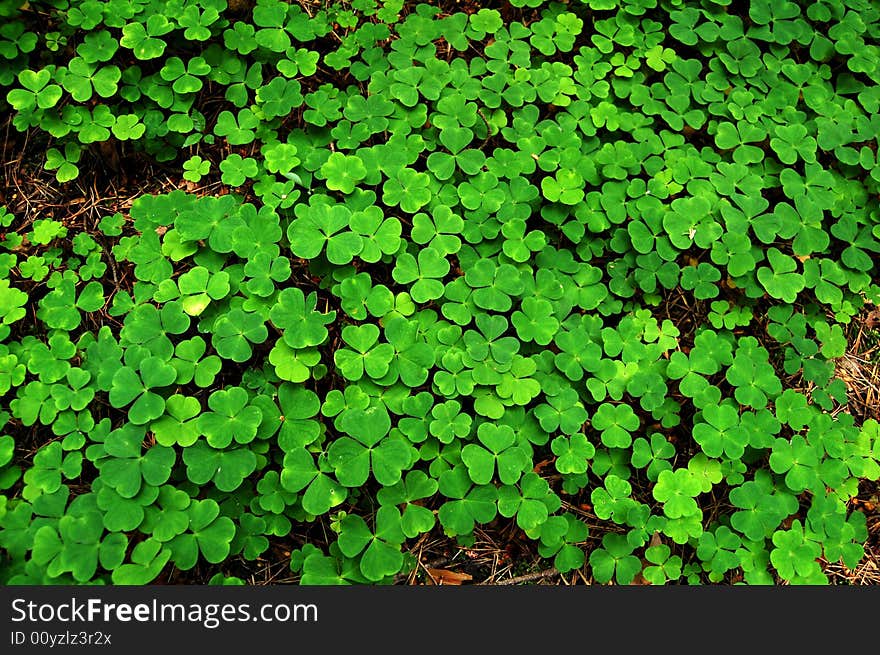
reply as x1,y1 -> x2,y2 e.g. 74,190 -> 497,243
1,0 -> 879,586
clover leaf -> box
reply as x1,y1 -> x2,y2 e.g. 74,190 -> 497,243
589,533 -> 642,585
512,297 -> 560,345
288,202 -> 363,265
281,448 -> 347,516
725,337 -> 782,410
120,16 -> 173,60
44,144 -> 81,183
643,543 -> 683,585
437,466 -> 498,537
108,357 -> 176,425
376,470 -> 438,538
60,58 -> 121,101
770,124 -> 817,165
497,472 -> 560,532
411,206 -> 463,255
167,499 -> 236,570
591,402 -> 640,449
157,266 -> 230,316
32,507 -> 126,582
269,341 -> 321,383
631,433 -> 675,481
21,441 -> 81,499
468,260 -> 525,312
321,152 -> 367,194
256,76 -> 303,119
769,436 -> 822,494
76,29 -> 118,63
199,387 -> 262,448
535,387 -> 588,436
382,167 -> 431,213
551,433 -> 596,475
111,538 -> 171,584
211,308 -> 268,363
274,383 -> 322,451
383,315 -> 435,386
94,478 -> 158,533
757,248 -> 805,303
653,468 -> 702,519
542,169 -> 585,205
150,395 -> 201,448
0,280 -> 27,327
7,69 -> 62,112
171,337 -> 221,388
337,506 -> 406,582
350,207 -> 402,263
96,424 -> 175,498
270,287 -> 335,349
328,404 -> 412,487
392,248 -> 450,304
214,108 -> 259,145
182,441 -> 257,493
461,423 -> 530,485
693,401 -> 750,459
770,520 -> 824,583
334,323 -> 395,382
729,473 -> 799,541
429,400 -> 472,444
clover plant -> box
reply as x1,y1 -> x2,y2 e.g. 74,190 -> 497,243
1,0 -> 879,588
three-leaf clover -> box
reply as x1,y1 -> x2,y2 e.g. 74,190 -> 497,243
551,433 -> 596,475
199,387 -> 263,448
591,403 -> 640,448
392,248 -> 450,304
211,308 -> 268,362
589,533 -> 642,584
108,357 -> 177,424
437,466 -> 498,537
334,324 -> 394,382
288,202 -> 363,265
652,468 -> 702,519
497,472 -> 560,532
182,441 -> 258,493
120,15 -> 174,60
328,404 -> 412,487
7,69 -> 62,111
321,152 -> 367,194
281,448 -> 347,516
337,506 -> 406,582
461,423 -> 530,485
270,287 -> 335,348
757,248 -> 805,303
167,499 -> 236,570
96,424 -> 175,498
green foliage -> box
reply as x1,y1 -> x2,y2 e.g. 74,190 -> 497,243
1,0 -> 879,588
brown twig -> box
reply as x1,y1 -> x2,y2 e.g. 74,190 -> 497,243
489,568 -> 560,586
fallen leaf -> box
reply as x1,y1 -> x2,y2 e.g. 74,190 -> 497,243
630,571 -> 651,586
532,458 -> 553,473
424,568 -> 472,585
